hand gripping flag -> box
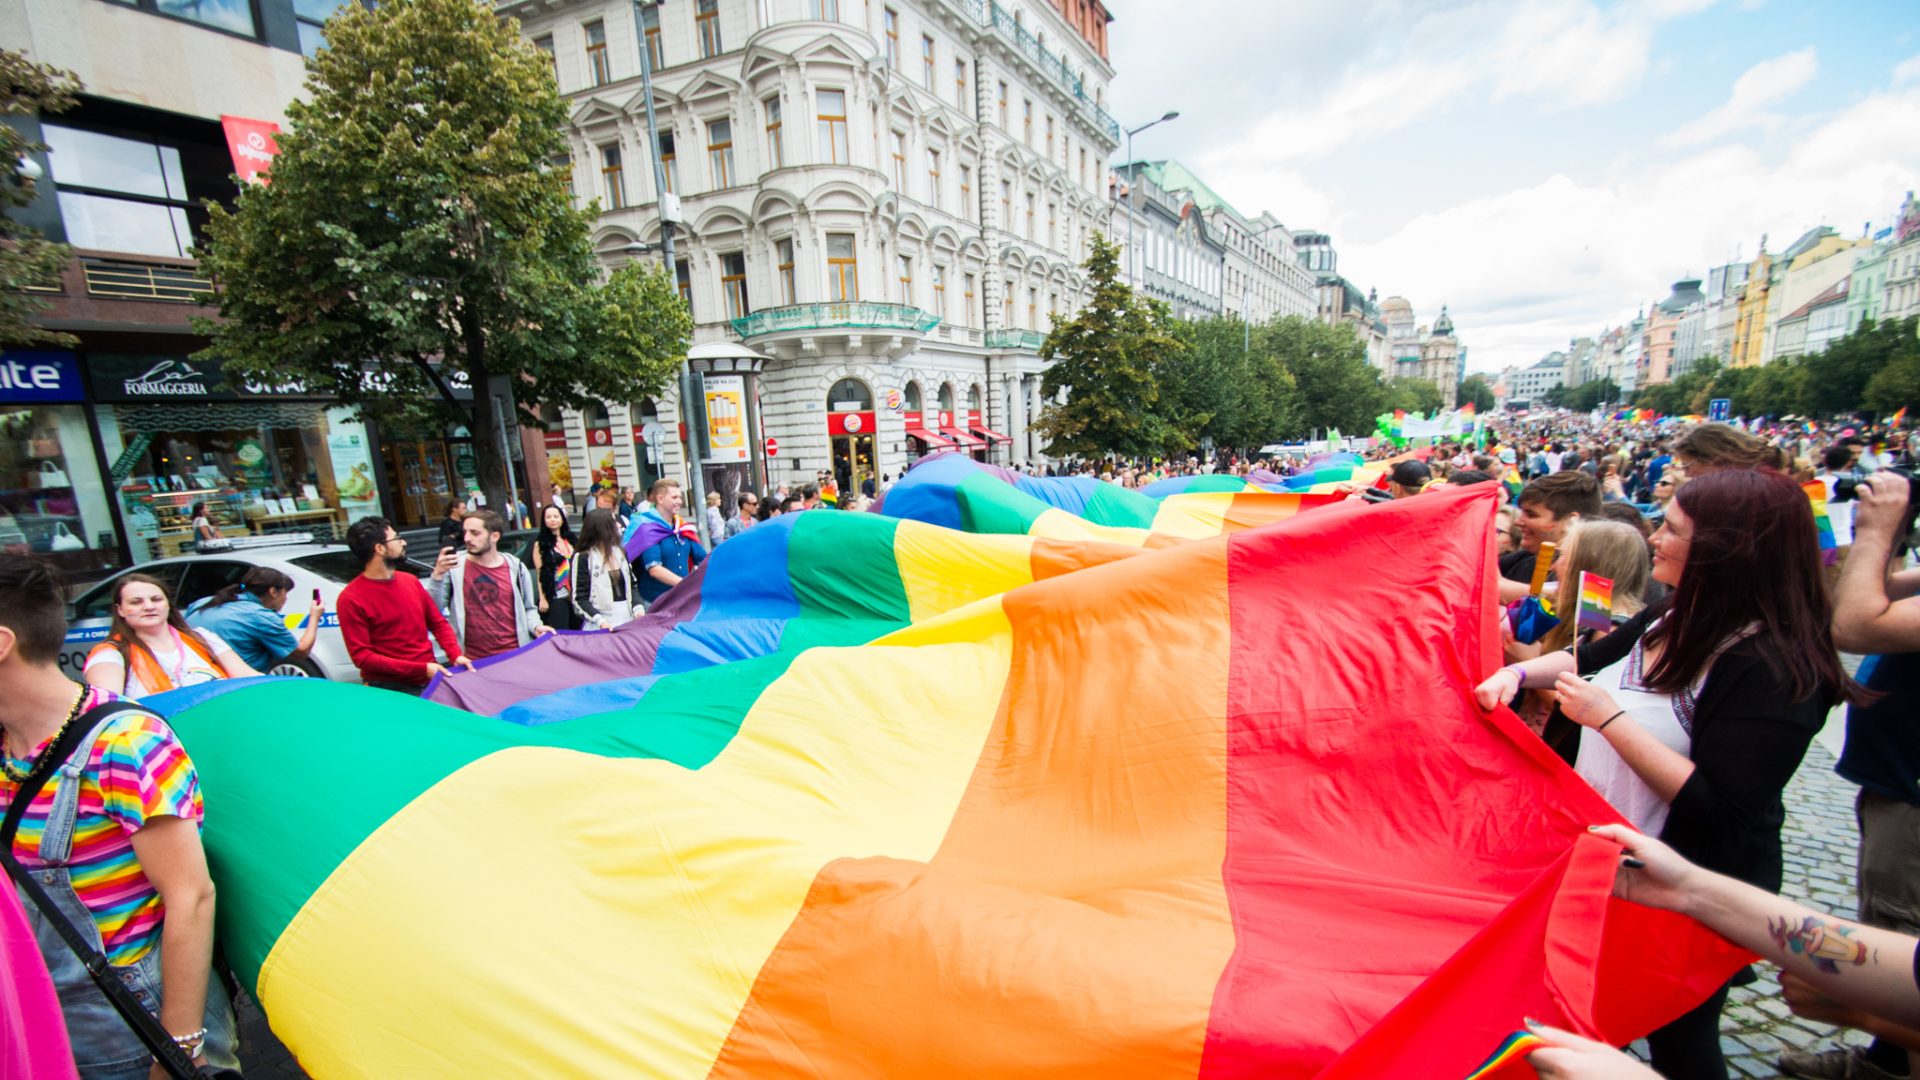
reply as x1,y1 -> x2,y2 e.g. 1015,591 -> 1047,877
142,485 -> 1747,1077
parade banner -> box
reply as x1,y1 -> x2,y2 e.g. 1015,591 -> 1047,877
145,484 -> 1745,1077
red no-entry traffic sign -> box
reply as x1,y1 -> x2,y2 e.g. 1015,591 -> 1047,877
764,437 -> 779,457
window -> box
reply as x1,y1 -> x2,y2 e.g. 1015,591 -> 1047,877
721,252 -> 749,319
697,0 -> 721,58
827,233 -> 859,301
155,0 -> 256,36
600,143 -> 625,209
954,59 -> 969,112
707,118 -> 734,188
898,254 -> 913,304
1022,98 -> 1032,145
810,0 -> 840,17
904,381 -> 922,412
43,124 -> 199,259
1000,179 -> 1011,225
925,147 -> 940,208
763,96 -> 783,169
964,273 -> 977,326
884,8 -> 899,69
585,20 -> 610,86
1004,279 -> 1014,325
1078,146 -> 1086,187
777,238 -> 796,304
1044,114 -> 1054,158
998,81 -> 1008,128
958,164 -> 972,221
922,35 -> 935,89
676,259 -> 693,312
294,0 -> 347,57
534,35 -> 557,81
657,132 -> 678,193
1047,202 -> 1056,248
1025,193 -> 1035,240
817,89 -> 849,164
932,265 -> 946,317
1028,287 -> 1038,328
891,130 -> 907,192
1049,290 -> 1059,316
939,383 -> 955,413
642,5 -> 663,71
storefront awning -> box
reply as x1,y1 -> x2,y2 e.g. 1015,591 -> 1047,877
906,427 -> 956,449
940,427 -> 987,449
969,425 -> 1012,445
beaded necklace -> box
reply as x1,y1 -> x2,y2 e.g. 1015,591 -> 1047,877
1,683 -> 91,784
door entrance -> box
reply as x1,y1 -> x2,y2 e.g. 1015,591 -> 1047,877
830,432 -> 875,499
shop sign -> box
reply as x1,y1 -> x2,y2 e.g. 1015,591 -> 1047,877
884,388 -> 903,412
827,411 -> 875,437
220,115 -> 281,186
88,354 -> 472,402
703,374 -> 749,463
0,350 -> 84,403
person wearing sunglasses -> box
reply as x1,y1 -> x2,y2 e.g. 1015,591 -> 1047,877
724,492 -> 759,539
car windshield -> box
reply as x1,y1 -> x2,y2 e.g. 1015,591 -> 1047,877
288,550 -> 431,583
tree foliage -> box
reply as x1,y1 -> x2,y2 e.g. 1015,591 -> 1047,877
1035,233 -> 1181,458
1383,377 -> 1444,415
1157,317 -> 1301,453
0,49 -> 79,347
1456,374 -> 1496,412
1553,377 -> 1620,412
1628,318 -> 1920,420
1257,316 -> 1389,436
193,0 -> 691,506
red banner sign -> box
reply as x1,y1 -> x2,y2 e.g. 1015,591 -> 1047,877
220,115 -> 281,185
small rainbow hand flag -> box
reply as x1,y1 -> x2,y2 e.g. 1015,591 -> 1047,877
1804,480 -> 1838,558
1463,1030 -> 1548,1078
1577,571 -> 1614,633
1891,406 -> 1908,429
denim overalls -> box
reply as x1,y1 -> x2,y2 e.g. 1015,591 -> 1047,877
16,712 -> 239,1079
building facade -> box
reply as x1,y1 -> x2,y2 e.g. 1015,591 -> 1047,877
1108,161 -> 1224,320
1109,159 -> 1313,325
0,0 -> 503,575
507,0 -> 1121,504
1884,193 -> 1920,324
1377,296 -> 1460,404
1505,353 -> 1565,408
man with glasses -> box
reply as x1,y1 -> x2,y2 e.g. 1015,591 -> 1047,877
724,492 -> 759,539
338,516 -> 469,694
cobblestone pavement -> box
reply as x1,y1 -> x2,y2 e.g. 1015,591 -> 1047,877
232,743 -> 1875,1079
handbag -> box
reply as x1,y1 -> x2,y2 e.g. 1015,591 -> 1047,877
1,702 -> 240,1079
48,522 -> 84,552
32,460 -> 70,489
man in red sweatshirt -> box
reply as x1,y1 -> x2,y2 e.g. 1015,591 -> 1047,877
337,517 -> 468,694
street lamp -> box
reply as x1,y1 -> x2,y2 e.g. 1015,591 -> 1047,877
1122,110 -> 1178,288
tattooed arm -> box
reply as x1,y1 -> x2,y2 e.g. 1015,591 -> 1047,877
1593,824 -> 1920,1028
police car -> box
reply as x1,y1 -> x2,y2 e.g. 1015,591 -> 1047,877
60,542 -> 434,683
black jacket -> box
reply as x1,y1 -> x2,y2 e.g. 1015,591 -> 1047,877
1550,607 -> 1831,892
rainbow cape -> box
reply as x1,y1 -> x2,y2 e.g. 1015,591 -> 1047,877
135,484 -> 1748,1077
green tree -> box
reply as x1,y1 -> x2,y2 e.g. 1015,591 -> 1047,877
1559,378 -> 1620,412
194,0 -> 691,507
1256,316 -> 1387,435
1456,374 -> 1496,412
1157,317 -> 1302,454
1383,377 -> 1444,415
1035,233 -> 1181,458
0,49 -> 79,347
1866,352 -> 1920,415
1744,355 -> 1808,418
1800,317 -> 1917,417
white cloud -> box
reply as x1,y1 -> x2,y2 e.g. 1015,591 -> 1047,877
1488,0 -> 1657,109
1895,54 -> 1920,87
1341,84 -> 1920,372
1659,48 -> 1818,148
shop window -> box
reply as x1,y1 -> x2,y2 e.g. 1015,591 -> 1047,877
92,393 -> 378,562
0,401 -> 118,574
816,89 -> 849,164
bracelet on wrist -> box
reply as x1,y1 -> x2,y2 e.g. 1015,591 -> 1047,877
1504,664 -> 1528,689
171,1026 -> 207,1050
1597,709 -> 1626,732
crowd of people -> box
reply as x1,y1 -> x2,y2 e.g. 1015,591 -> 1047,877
8,410 -> 1920,1078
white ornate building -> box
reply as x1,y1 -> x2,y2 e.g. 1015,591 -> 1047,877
499,0 -> 1119,506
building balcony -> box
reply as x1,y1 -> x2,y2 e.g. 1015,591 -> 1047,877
956,0 -> 1120,143
24,250 -> 216,337
985,328 -> 1045,352
730,301 -> 940,360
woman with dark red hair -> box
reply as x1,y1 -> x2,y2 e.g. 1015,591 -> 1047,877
1476,467 -> 1864,1079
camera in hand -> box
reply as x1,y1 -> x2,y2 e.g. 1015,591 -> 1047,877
1838,467 -> 1920,545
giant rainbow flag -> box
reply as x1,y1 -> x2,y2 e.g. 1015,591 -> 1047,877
134,483 -> 1746,1077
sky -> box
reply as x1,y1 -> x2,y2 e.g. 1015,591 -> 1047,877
1102,0 -> 1920,374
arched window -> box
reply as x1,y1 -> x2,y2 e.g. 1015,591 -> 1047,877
903,380 -> 923,412
583,402 -> 610,428
828,377 -> 872,410
967,384 -> 982,411
937,382 -> 955,412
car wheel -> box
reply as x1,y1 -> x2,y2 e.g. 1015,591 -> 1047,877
266,656 -> 323,679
